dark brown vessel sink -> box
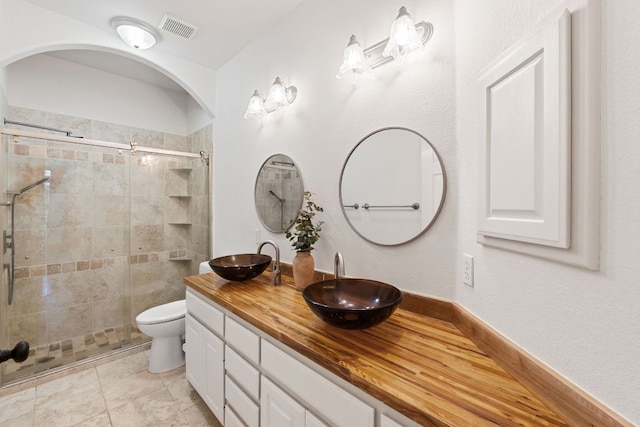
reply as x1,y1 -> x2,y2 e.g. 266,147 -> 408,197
302,278 -> 403,329
209,254 -> 272,281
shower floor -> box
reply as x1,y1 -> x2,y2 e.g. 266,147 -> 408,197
2,326 -> 149,385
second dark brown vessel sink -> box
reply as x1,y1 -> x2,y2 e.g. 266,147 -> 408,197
209,254 -> 272,281
302,278 -> 403,329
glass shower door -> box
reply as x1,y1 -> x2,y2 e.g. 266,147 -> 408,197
1,134 -> 131,385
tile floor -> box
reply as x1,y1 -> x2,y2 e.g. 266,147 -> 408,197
0,348 -> 222,427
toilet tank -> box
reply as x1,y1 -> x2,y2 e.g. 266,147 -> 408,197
199,261 -> 213,274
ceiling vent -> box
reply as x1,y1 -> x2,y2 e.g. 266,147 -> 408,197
159,14 -> 198,40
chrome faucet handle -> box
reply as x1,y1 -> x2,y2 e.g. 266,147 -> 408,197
257,240 -> 281,285
334,252 -> 345,280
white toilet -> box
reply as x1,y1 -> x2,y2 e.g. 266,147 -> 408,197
136,299 -> 187,373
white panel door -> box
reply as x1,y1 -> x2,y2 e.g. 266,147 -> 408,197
478,8 -> 571,248
261,377 -> 305,427
202,324 -> 224,422
185,314 -> 224,423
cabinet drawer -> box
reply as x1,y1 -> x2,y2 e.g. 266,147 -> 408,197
261,339 -> 374,427
225,316 -> 260,364
224,406 -> 244,427
226,345 -> 260,400
381,414 -> 404,427
226,376 -> 260,427
186,289 -> 224,336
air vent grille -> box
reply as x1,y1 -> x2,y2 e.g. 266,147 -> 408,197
159,14 -> 198,40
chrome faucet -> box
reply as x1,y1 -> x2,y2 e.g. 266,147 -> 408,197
258,240 -> 281,285
334,252 -> 345,280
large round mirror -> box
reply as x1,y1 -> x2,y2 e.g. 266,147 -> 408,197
340,127 -> 446,246
255,154 -> 304,233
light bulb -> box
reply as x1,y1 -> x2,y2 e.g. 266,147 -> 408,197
264,77 -> 290,111
244,90 -> 267,120
336,35 -> 372,81
382,6 -> 424,62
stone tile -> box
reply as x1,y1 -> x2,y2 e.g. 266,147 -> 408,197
182,400 -> 222,427
92,195 -> 127,227
108,388 -> 188,427
96,352 -> 148,386
48,194 -> 93,228
161,366 -> 202,412
47,304 -> 93,343
71,411 -> 111,427
36,368 -> 101,400
131,195 -> 164,226
132,128 -> 164,150
0,387 -> 35,424
46,270 -> 93,309
92,226 -> 128,259
8,311 -> 47,347
8,276 -> 47,317
0,410 -> 35,427
46,227 -> 92,264
13,228 -> 46,268
102,370 -> 164,411
35,385 -> 106,427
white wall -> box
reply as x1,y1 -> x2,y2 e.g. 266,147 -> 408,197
216,0 -> 639,423
0,0 -> 216,117
6,54 -> 193,136
214,0 -> 457,299
455,0 -> 640,423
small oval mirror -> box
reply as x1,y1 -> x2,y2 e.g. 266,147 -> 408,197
340,127 -> 446,246
255,154 -> 304,233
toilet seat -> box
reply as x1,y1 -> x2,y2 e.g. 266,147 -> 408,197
136,300 -> 186,325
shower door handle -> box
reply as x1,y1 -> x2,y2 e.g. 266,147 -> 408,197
0,201 -> 11,206
0,341 -> 29,364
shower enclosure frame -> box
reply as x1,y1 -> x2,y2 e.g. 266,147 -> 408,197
0,123 -> 212,386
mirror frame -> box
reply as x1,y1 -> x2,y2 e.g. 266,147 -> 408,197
339,127 -> 447,246
254,153 -> 304,233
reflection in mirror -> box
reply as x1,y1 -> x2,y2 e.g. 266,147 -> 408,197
255,154 -> 304,233
340,127 -> 446,246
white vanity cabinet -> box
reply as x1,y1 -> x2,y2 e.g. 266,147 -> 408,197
186,287 -> 412,427
185,289 -> 225,422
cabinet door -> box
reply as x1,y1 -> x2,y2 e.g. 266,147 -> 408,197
185,314 -> 204,394
306,411 -> 328,427
185,314 -> 224,423
261,377 -> 305,427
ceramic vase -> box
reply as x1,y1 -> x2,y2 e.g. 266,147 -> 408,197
293,251 -> 314,290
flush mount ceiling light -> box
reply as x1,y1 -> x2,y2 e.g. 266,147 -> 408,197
112,17 -> 159,50
336,6 -> 433,80
244,77 -> 297,120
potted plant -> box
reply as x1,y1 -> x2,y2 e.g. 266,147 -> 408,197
286,191 -> 324,289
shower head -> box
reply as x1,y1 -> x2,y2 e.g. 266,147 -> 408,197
8,174 -> 51,196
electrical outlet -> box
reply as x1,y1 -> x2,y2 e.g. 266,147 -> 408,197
255,229 -> 261,244
462,254 -> 474,287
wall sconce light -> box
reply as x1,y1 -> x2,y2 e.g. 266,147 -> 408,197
244,77 -> 297,120
336,6 -> 433,80
112,17 -> 160,50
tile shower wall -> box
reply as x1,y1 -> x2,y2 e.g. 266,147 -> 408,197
4,106 -> 210,347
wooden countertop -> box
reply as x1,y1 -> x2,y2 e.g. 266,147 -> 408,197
184,271 -> 567,427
